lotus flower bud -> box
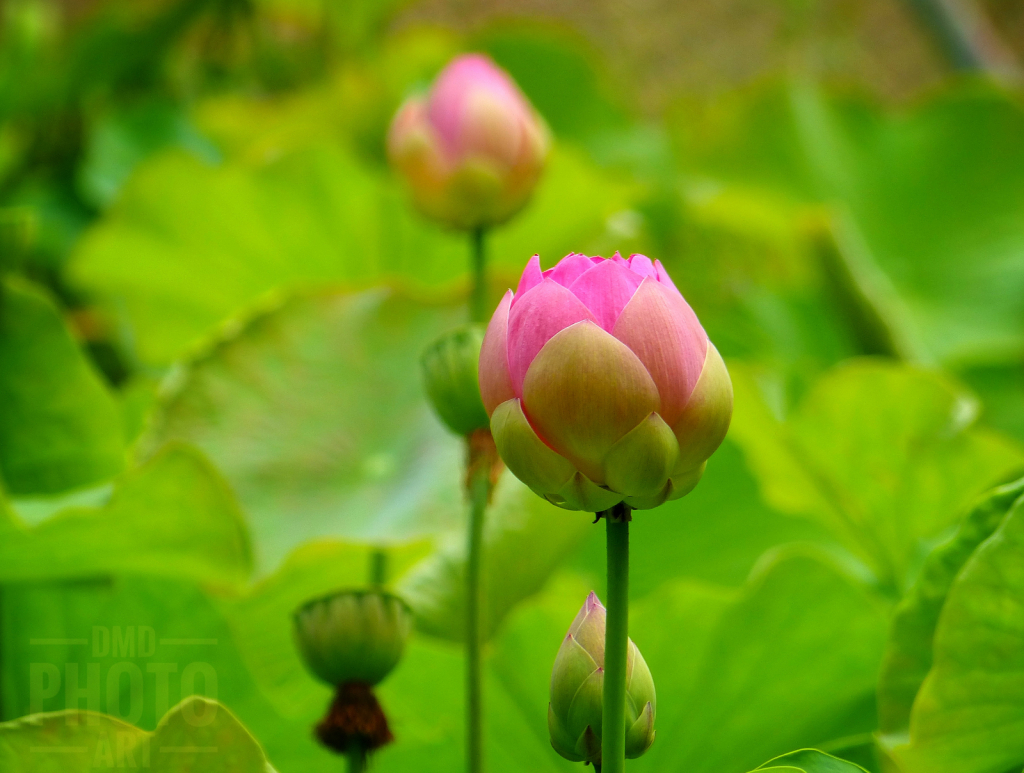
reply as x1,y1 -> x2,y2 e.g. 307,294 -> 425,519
387,53 -> 549,230
421,324 -> 491,436
478,252 -> 732,511
293,590 -> 413,756
548,592 -> 656,765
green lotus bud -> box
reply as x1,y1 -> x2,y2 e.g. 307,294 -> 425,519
421,324 -> 491,436
294,589 -> 412,687
548,592 -> 656,766
293,590 -> 413,756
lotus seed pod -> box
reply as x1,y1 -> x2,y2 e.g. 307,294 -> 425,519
421,324 -> 491,436
478,252 -> 732,511
548,592 -> 656,765
387,53 -> 549,230
293,590 -> 412,688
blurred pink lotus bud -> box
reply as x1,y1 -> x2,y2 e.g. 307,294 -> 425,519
387,54 -> 549,230
478,253 -> 732,511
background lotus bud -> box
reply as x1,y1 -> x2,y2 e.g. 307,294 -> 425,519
421,324 -> 491,436
387,53 -> 549,230
293,590 -> 413,756
548,592 -> 656,765
478,252 -> 732,511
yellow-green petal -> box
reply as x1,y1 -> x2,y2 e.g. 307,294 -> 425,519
604,412 -> 679,497
556,471 -> 623,512
490,398 -> 575,493
671,341 -> 733,473
665,463 -> 707,502
523,321 -> 660,483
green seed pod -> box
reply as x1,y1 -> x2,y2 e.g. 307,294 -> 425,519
421,324 -> 491,436
293,589 -> 413,688
548,592 -> 656,766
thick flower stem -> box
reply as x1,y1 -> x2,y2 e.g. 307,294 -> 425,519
465,430 -> 500,773
470,227 -> 488,324
346,744 -> 368,773
602,504 -> 631,773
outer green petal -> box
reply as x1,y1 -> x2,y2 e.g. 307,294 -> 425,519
550,636 -> 599,719
553,471 -> 623,512
626,641 -> 656,719
671,341 -> 733,474
566,669 -> 604,750
623,485 -> 670,510
548,703 -> 584,762
665,462 -> 707,502
522,321 -> 660,483
574,725 -> 602,766
490,398 -> 575,493
625,702 -> 656,759
604,412 -> 679,497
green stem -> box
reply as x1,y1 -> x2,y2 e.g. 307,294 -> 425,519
369,548 -> 388,588
469,227 -> 488,325
601,506 -> 631,773
0,584 -> 5,722
466,455 -> 490,773
346,744 -> 367,773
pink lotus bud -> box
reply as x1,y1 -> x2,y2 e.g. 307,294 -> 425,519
478,253 -> 732,511
387,54 -> 549,230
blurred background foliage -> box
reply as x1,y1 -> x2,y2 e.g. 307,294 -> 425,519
1,0 -> 1024,772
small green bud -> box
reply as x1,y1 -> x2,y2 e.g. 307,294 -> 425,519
548,592 -> 656,766
421,324 -> 491,436
293,589 -> 412,688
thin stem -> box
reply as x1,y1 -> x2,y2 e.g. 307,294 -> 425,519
601,507 -> 631,773
0,584 -> 5,721
469,227 -> 488,324
346,744 -> 367,773
369,548 -> 388,588
903,0 -> 1020,79
466,454 -> 490,773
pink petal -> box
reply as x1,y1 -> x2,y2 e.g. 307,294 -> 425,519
654,259 -> 680,294
545,253 -> 595,288
507,279 -> 597,396
612,277 -> 707,426
627,254 -> 656,279
479,290 -> 515,414
427,54 -> 527,159
567,259 -> 644,332
610,252 -> 629,267
513,254 -> 544,305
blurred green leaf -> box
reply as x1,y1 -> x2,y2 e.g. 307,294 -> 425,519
884,496 -> 1024,773
0,444 -> 252,586
674,82 -> 1024,369
0,547 -> 889,773
961,362 -> 1024,446
754,748 -> 868,771
877,476 -> 1024,734
78,97 -> 220,209
729,358 -> 1024,591
139,288 -> 466,574
630,549 -> 888,773
476,25 -> 626,142
0,277 -> 124,495
0,696 -> 272,772
398,474 -> 592,643
71,140 -> 632,365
